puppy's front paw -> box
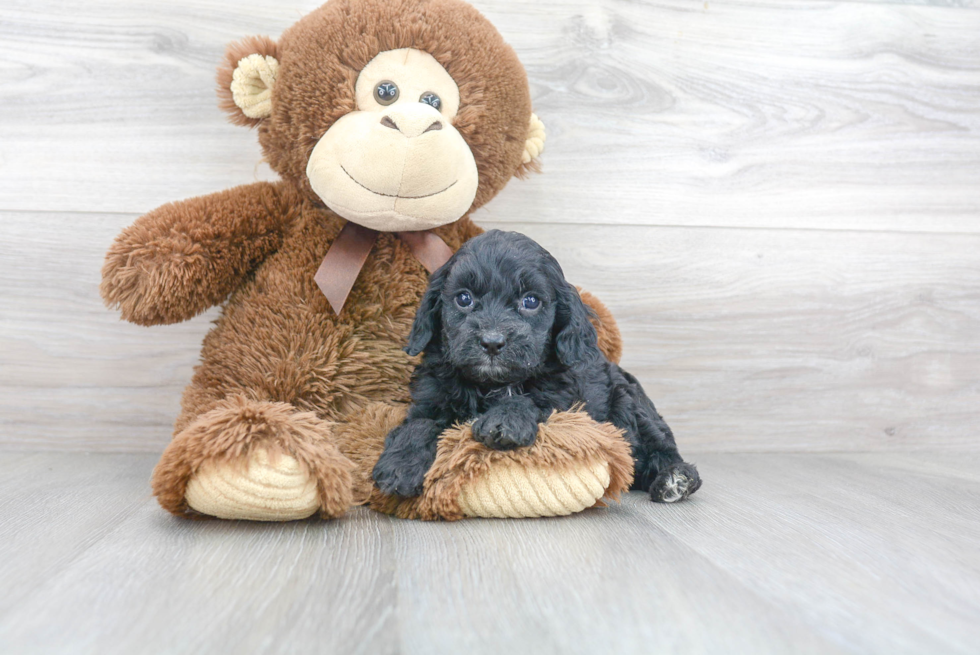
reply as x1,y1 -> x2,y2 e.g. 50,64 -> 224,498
372,451 -> 429,498
649,463 -> 702,503
472,409 -> 538,450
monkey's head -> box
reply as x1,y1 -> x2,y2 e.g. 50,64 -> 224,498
217,0 -> 545,232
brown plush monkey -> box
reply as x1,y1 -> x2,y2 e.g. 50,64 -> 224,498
101,0 -> 630,521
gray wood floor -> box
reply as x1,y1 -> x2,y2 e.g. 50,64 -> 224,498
1,451 -> 978,654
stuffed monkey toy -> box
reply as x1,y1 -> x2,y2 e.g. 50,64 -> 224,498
102,0 -> 633,521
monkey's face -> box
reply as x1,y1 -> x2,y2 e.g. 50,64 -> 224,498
218,0 -> 545,229
305,49 -> 479,232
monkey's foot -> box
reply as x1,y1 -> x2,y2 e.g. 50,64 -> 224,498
457,457 -> 612,519
371,409 -> 634,520
184,447 -> 320,521
152,396 -> 354,521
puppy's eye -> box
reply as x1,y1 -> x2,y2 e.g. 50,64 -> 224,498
522,295 -> 540,310
455,291 -> 473,308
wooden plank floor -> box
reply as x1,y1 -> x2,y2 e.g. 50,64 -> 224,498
1,451 -> 978,654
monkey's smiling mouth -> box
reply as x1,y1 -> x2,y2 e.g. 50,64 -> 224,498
341,165 -> 458,200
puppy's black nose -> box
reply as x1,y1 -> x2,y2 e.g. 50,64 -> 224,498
480,332 -> 506,356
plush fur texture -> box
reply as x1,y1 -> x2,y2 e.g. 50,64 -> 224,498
373,231 -> 702,503
153,395 -> 355,518
102,0 -> 628,520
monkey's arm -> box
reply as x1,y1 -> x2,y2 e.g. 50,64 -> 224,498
101,181 -> 294,326
577,288 -> 623,364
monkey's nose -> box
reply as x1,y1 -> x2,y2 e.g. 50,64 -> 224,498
480,332 -> 506,356
380,104 -> 444,138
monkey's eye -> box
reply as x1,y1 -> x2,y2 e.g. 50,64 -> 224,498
420,92 -> 441,110
521,295 -> 540,310
455,291 -> 473,308
375,81 -> 399,105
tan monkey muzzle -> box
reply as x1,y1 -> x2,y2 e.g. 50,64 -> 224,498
307,100 -> 480,232
303,48 -> 480,232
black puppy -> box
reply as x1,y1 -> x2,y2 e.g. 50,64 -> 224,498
373,230 -> 701,503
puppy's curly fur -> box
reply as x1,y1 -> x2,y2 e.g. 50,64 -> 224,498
373,230 -> 702,503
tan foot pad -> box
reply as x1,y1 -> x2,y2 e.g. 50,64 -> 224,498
458,459 -> 611,518
371,410 -> 635,521
185,448 -> 320,521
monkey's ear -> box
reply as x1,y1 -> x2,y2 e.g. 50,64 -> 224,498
405,262 -> 452,357
516,112 -> 546,176
217,35 -> 279,127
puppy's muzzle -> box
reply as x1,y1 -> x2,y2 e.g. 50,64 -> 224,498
479,331 -> 506,356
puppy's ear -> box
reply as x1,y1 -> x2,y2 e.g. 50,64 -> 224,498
405,263 -> 451,356
554,282 -> 602,367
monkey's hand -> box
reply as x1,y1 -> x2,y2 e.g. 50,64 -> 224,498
101,182 -> 292,325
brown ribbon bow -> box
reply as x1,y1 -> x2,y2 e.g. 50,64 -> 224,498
314,222 -> 455,314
